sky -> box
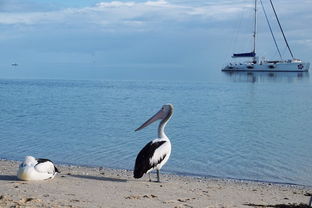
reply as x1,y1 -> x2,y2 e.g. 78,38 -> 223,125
0,0 -> 311,81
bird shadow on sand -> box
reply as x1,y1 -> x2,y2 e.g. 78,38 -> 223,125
67,174 -> 127,183
0,175 -> 19,181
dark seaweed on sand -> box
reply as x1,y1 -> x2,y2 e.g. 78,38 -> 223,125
244,203 -> 311,208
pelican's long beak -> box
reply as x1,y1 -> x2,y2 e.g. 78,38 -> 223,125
135,109 -> 165,131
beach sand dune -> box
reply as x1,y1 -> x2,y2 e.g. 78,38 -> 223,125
0,160 -> 311,208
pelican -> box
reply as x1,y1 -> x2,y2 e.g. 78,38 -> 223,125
134,104 -> 173,182
17,156 -> 60,181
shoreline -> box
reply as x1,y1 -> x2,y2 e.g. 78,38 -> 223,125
2,158 -> 309,188
1,159 -> 312,208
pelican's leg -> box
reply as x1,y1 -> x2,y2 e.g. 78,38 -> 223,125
156,170 -> 160,183
149,173 -> 151,182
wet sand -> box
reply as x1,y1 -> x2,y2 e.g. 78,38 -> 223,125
0,160 -> 311,208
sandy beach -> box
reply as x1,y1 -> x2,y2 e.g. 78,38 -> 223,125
0,160 -> 311,208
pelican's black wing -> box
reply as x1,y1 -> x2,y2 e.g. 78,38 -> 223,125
134,140 -> 166,179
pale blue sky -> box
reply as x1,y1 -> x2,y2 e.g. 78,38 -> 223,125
0,0 -> 311,81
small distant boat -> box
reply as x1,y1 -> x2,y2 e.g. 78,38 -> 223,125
222,0 -> 310,72
11,63 -> 18,67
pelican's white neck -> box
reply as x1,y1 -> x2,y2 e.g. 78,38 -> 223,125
158,122 -> 167,138
157,110 -> 173,139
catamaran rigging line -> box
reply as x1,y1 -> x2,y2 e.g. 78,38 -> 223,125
260,0 -> 282,60
269,0 -> 294,59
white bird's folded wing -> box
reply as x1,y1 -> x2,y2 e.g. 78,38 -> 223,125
34,161 -> 55,174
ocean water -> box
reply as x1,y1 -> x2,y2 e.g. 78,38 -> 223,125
0,72 -> 312,186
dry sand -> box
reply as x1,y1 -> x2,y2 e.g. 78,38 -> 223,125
0,159 -> 311,208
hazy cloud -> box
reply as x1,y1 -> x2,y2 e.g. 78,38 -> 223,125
0,0 -> 250,28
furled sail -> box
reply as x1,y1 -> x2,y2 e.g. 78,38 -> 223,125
232,52 -> 256,58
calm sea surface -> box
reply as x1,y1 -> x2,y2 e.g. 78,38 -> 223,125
1,72 -> 312,186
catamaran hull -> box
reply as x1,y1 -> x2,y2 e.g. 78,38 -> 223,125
222,62 -> 310,72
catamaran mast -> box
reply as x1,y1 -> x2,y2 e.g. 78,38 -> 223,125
253,0 -> 257,56
231,0 -> 257,59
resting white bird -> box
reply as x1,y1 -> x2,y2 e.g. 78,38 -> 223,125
17,156 -> 60,181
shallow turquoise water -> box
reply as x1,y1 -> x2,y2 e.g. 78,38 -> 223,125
0,72 -> 311,185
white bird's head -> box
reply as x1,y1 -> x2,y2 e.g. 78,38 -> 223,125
22,156 -> 37,167
135,104 -> 174,131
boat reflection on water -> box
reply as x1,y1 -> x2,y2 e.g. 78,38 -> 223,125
223,71 -> 309,83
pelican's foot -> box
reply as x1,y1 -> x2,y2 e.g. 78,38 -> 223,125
148,173 -> 152,182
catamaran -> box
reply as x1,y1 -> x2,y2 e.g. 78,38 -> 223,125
222,0 -> 310,72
